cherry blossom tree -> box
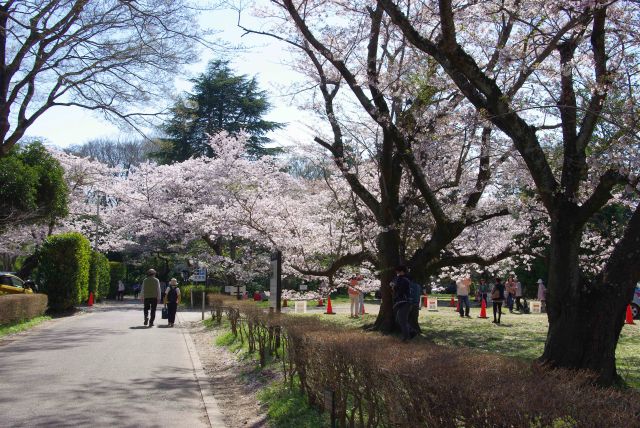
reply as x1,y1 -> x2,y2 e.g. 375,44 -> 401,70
235,0 -> 539,331
375,0 -> 640,383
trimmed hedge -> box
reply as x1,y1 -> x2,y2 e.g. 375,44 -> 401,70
38,232 -> 91,312
211,298 -> 640,428
0,294 -> 48,325
88,251 -> 110,301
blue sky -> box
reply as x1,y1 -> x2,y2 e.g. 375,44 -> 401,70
24,6 -> 316,150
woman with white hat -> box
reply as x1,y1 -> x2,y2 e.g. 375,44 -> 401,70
164,278 -> 181,327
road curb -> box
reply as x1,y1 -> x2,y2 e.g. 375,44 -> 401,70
178,313 -> 226,428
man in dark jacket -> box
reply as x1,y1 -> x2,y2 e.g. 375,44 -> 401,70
392,265 -> 412,341
141,269 -> 161,327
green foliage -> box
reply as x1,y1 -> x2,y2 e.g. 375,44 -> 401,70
109,262 -> 126,298
180,284 -> 221,306
0,315 -> 51,337
88,252 -> 110,301
257,380 -> 327,428
0,141 -> 68,231
154,59 -> 283,163
38,232 -> 91,312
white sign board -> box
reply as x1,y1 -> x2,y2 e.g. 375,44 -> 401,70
427,296 -> 439,311
294,301 -> 307,313
191,268 -> 207,283
299,284 -> 308,291
531,301 -> 542,314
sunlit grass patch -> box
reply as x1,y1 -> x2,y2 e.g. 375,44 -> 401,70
0,316 -> 51,337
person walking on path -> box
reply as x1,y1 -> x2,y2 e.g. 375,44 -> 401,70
456,277 -> 472,318
117,280 -> 125,301
348,276 -> 361,318
392,265 -> 412,342
164,278 -> 181,327
141,269 -> 161,327
537,279 -> 547,312
491,277 -> 506,324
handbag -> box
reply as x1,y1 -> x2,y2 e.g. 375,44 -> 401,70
161,305 -> 168,319
491,288 -> 500,300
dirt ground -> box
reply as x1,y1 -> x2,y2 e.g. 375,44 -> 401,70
186,320 -> 273,428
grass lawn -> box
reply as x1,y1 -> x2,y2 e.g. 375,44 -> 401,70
0,316 -> 51,338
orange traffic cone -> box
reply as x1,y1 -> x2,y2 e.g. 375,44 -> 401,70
88,292 -> 94,306
449,296 -> 455,307
283,298 -> 288,307
325,296 -> 336,315
455,298 -> 460,312
361,302 -> 367,315
478,298 -> 488,318
317,298 -> 324,307
625,304 -> 635,325
423,295 -> 428,307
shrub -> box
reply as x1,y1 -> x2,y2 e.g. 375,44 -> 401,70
211,298 -> 640,428
38,232 -> 91,312
88,251 -> 110,301
0,294 -> 48,325
181,284 -> 221,306
109,262 -> 126,298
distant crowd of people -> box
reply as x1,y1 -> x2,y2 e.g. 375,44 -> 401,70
387,267 -> 548,340
457,274 -> 547,324
460,275 -> 547,322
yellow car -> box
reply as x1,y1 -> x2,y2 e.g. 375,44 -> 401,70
0,272 -> 35,295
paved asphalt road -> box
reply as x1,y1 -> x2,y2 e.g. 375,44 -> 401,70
0,300 -> 221,428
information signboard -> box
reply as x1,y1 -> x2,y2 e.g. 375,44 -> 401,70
427,296 -> 439,311
191,267 -> 207,283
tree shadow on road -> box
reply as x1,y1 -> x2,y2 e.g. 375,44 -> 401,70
4,366 -> 208,427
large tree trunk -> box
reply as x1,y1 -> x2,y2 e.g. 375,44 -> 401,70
541,207 -> 640,385
373,229 -> 401,333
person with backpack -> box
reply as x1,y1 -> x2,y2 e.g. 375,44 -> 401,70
491,277 -> 506,324
391,265 -> 412,342
163,278 -> 181,327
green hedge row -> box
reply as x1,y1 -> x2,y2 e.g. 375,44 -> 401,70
88,251 -> 110,301
109,262 -> 126,298
39,232 -> 91,312
0,294 -> 48,325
